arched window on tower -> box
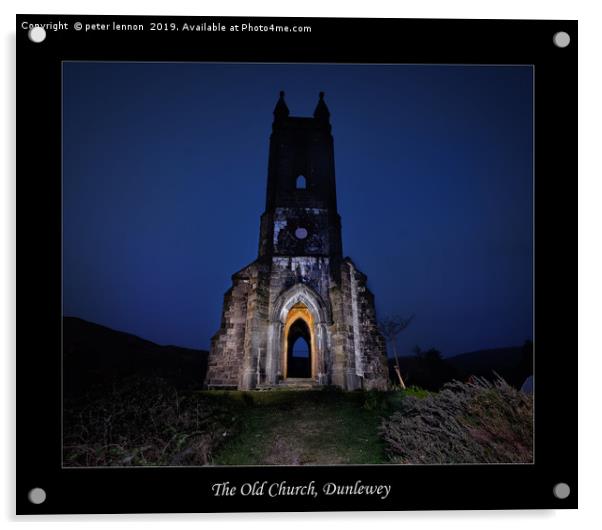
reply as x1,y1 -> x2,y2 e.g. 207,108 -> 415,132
296,175 -> 307,189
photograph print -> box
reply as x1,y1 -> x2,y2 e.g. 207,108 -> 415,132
62,62 -> 534,467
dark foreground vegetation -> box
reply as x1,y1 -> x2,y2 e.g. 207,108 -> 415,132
64,378 -> 532,466
63,376 -> 234,466
380,377 -> 533,464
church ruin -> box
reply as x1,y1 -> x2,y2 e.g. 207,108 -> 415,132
205,92 -> 389,390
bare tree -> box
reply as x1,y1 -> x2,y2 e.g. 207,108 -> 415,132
379,314 -> 415,389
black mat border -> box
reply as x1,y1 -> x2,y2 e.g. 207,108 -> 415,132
17,15 -> 577,514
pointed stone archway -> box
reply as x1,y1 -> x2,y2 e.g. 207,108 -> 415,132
265,283 -> 332,385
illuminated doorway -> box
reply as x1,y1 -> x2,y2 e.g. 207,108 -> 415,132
282,303 -> 316,379
287,319 -> 311,378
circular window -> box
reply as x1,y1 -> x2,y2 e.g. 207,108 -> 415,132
295,227 -> 308,240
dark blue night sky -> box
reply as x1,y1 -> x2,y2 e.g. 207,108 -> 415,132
62,62 -> 533,356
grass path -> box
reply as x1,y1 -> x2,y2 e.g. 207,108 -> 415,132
211,390 -> 390,465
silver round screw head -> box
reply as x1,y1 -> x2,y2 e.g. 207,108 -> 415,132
28,488 -> 46,504
553,483 -> 570,499
553,31 -> 570,48
28,26 -> 46,43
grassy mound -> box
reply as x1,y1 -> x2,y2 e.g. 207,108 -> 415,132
211,388 -> 392,465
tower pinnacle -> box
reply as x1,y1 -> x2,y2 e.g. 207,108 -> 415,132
313,91 -> 330,121
273,90 -> 289,120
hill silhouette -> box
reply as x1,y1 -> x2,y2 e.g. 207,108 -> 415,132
447,346 -> 533,388
63,317 -> 208,397
389,342 -> 533,390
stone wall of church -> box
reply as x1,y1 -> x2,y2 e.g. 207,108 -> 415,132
347,262 -> 389,390
239,262 -> 271,390
329,259 -> 389,390
258,207 -> 342,259
206,257 -> 389,390
269,256 -> 331,307
205,263 -> 256,388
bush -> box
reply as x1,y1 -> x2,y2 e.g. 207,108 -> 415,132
63,376 -> 236,466
380,376 -> 533,464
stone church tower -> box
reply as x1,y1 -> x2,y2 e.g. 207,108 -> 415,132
206,92 -> 389,391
